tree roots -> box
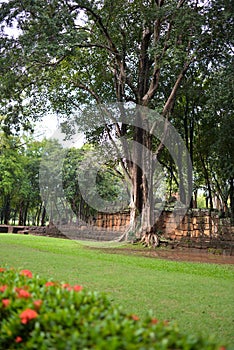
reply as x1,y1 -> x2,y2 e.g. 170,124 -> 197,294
140,232 -> 159,248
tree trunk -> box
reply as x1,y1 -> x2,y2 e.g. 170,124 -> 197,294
230,177 -> 234,225
200,156 -> 213,210
23,202 -> 29,226
193,190 -> 198,209
18,201 -> 24,225
122,125 -> 144,240
41,205 -> 46,226
4,196 -> 11,225
36,203 -> 42,226
120,118 -> 157,243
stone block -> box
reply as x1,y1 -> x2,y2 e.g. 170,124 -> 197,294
193,224 -> 199,230
192,230 -> 201,237
174,229 -> 183,236
204,216 -> 211,224
203,229 -> 211,236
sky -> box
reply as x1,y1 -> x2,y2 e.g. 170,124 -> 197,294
33,114 -> 59,140
0,9 -> 83,146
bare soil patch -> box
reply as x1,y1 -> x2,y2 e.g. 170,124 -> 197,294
90,245 -> 234,265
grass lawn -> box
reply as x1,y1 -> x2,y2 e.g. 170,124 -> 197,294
0,234 -> 233,346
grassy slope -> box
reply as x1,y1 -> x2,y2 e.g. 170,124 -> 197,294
0,234 -> 233,346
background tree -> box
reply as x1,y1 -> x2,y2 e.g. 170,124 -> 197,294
62,145 -> 128,222
0,127 -> 46,225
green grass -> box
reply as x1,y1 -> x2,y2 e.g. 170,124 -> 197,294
0,234 -> 234,347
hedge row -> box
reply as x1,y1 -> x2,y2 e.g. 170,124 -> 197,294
0,267 -> 226,349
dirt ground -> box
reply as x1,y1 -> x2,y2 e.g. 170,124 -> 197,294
92,245 -> 234,265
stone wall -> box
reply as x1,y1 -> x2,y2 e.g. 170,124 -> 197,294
94,209 -> 234,240
1,209 -> 233,250
156,209 -> 233,240
95,211 -> 130,232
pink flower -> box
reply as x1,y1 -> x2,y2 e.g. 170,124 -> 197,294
2,299 -> 10,308
0,285 -> 7,293
15,336 -> 23,343
151,318 -> 158,325
15,286 -> 29,291
33,300 -> 43,310
131,314 -> 140,321
20,269 -> 33,278
45,281 -> 56,287
73,285 -> 83,292
62,283 -> 73,291
16,288 -> 31,299
20,309 -> 38,324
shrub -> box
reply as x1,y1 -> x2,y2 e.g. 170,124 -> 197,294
0,267 -> 225,349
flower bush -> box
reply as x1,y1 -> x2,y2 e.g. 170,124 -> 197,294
0,267 -> 226,349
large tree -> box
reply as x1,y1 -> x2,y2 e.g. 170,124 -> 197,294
0,0 -> 232,239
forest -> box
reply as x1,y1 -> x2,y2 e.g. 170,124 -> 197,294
0,0 -> 233,236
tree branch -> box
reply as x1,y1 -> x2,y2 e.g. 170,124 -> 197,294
142,19 -> 173,106
72,81 -> 102,104
177,0 -> 187,8
151,57 -> 194,158
161,60 -> 193,118
78,4 -> 121,60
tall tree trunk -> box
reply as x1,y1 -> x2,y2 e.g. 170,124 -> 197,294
141,125 -> 155,233
41,205 -> 46,226
23,202 -> 29,226
18,201 -> 24,225
4,196 -> 11,225
36,203 -> 42,226
126,125 -> 144,238
123,117 -> 156,241
230,177 -> 234,225
0,208 -> 3,224
193,190 -> 198,208
200,156 -> 213,210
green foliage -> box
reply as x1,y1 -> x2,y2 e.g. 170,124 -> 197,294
60,144 -> 128,219
0,267 -> 224,349
0,128 -> 128,225
0,132 -> 46,224
0,0 -> 232,127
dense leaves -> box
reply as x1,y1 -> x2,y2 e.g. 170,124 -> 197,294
0,132 -> 45,225
0,132 -> 127,225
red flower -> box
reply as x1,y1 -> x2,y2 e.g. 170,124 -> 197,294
219,347 -> 226,350
151,318 -> 158,325
73,285 -> 83,292
0,268 -> 5,273
20,269 -> 33,278
33,300 -> 43,310
131,314 -> 140,321
45,281 -> 56,287
15,286 -> 29,291
20,309 -> 38,324
2,299 -> 10,308
0,285 -> 7,293
16,289 -> 31,299
62,283 -> 73,291
15,336 -> 23,343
